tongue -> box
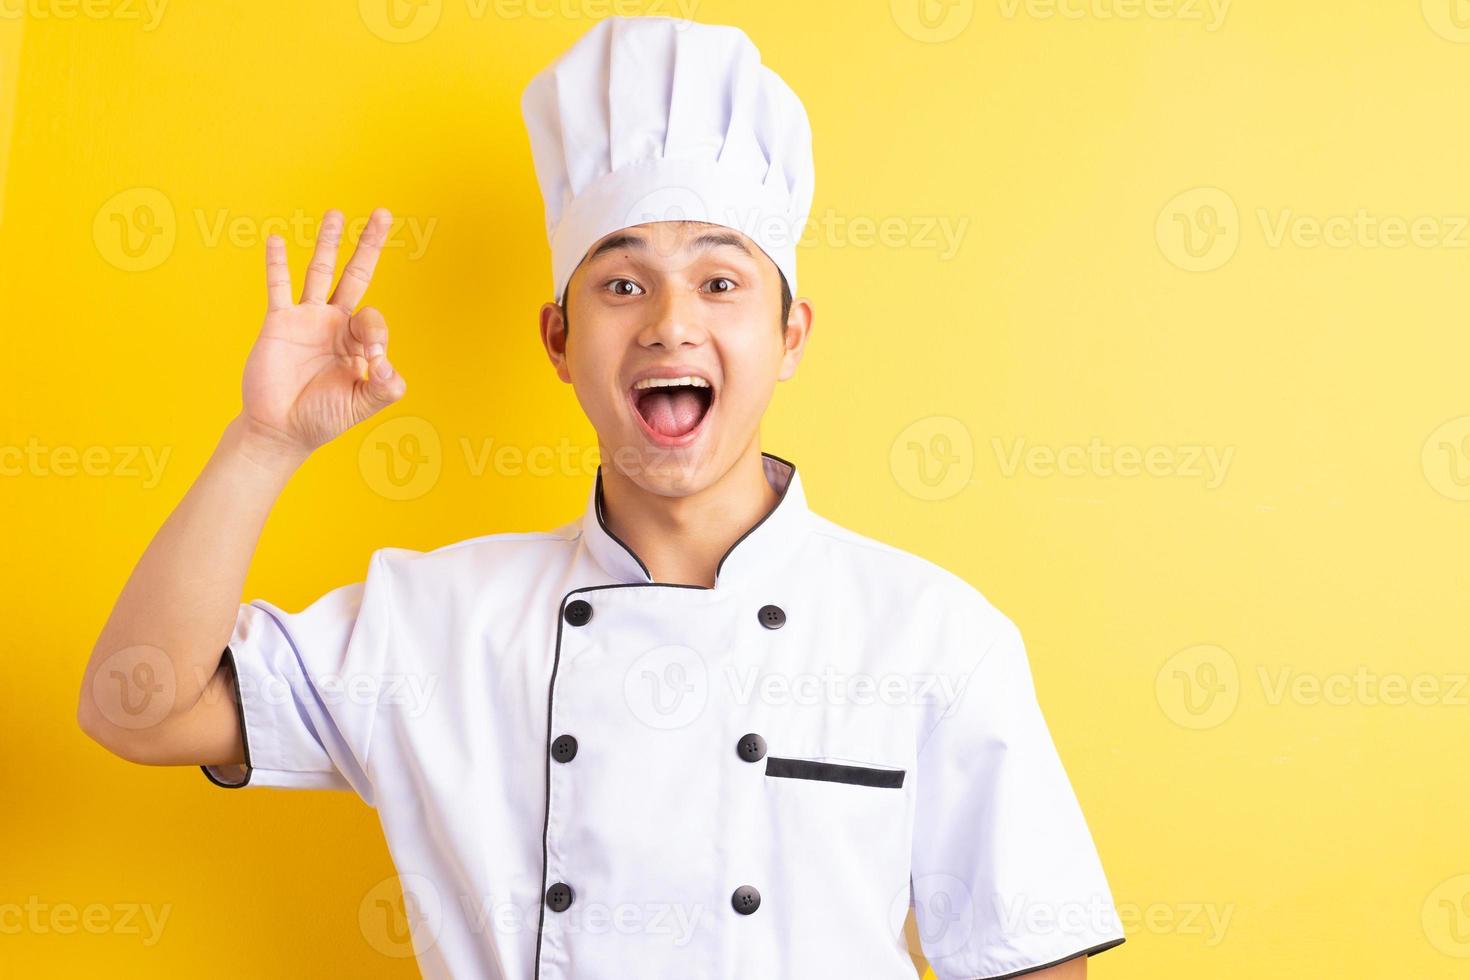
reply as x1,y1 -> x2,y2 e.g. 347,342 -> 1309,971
639,388 -> 706,437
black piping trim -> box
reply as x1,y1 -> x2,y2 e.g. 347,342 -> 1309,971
592,450 -> 798,588
971,936 -> 1127,980
535,452 -> 802,977
533,582 -> 708,980
593,470 -> 652,580
199,646 -> 253,789
714,450 -> 796,581
765,756 -> 906,788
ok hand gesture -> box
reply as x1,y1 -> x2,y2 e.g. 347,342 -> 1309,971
239,208 -> 406,459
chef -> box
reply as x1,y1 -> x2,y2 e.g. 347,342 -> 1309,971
198,14 -> 1126,980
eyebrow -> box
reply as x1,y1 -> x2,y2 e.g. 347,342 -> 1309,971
586,229 -> 753,264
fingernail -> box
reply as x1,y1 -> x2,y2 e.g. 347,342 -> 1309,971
374,357 -> 393,380
367,343 -> 384,359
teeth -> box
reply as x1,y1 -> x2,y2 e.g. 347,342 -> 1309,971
632,375 -> 711,390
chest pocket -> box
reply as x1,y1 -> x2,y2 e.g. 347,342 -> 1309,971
765,756 -> 906,789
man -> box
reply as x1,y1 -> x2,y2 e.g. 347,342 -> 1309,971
77,15 -> 1124,979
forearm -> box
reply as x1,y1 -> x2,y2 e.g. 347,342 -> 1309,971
77,413 -> 306,748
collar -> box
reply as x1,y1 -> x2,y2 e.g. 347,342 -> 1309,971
578,452 -> 810,589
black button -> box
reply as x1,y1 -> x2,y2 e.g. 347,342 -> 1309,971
546,882 -> 574,912
736,733 -> 767,763
565,599 -> 593,627
551,734 -> 578,763
757,604 -> 786,629
731,885 -> 761,915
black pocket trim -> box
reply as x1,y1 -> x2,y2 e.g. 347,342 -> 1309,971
765,756 -> 905,789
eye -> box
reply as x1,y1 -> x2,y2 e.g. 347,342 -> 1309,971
705,277 -> 738,294
604,278 -> 644,297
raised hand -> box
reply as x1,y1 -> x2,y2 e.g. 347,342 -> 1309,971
238,207 -> 406,459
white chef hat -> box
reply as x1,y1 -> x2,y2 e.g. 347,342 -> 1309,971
520,15 -> 815,306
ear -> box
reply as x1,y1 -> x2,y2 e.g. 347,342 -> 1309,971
777,297 -> 815,382
539,301 -> 573,384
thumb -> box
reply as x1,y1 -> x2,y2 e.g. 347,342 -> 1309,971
349,305 -> 392,355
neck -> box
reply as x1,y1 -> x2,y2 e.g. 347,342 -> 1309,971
599,443 -> 781,588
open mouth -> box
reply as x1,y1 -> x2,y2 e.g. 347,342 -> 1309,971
629,375 -> 715,444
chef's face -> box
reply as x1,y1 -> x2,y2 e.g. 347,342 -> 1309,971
540,220 -> 813,494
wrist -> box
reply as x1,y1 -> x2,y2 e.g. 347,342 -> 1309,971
220,414 -> 312,478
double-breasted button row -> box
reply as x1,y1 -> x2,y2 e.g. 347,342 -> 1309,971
546,734 -> 770,917
731,737 -> 766,916
549,880 -> 760,916
564,597 -> 786,630
551,598 -> 782,921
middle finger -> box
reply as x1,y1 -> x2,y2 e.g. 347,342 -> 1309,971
300,209 -> 345,305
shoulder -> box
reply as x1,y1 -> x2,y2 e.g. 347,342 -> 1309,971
801,510 -> 1019,647
364,521 -> 582,587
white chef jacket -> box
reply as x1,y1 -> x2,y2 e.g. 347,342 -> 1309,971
202,452 -> 1126,980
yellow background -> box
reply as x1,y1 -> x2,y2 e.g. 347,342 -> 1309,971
3,0 -> 1468,976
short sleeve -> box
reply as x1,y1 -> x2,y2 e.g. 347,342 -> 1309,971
200,551 -> 393,806
910,617 -> 1125,979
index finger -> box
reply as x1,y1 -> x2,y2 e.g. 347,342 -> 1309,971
264,235 -> 293,311
328,207 -> 393,312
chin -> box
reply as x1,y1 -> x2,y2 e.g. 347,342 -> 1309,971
608,438 -> 714,494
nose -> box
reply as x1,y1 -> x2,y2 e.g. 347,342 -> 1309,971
640,284 -> 707,350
